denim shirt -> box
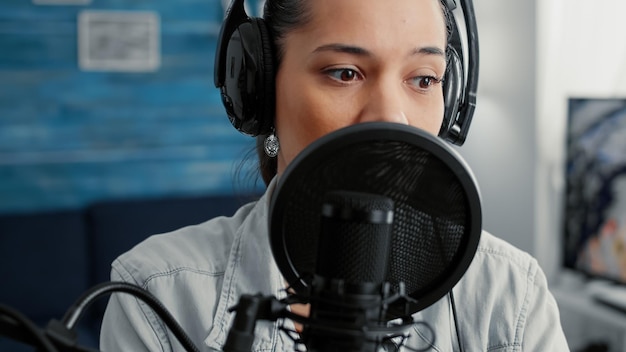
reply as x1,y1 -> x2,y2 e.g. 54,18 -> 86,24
100,179 -> 569,351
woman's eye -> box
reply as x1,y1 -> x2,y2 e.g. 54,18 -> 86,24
411,76 -> 442,89
326,68 -> 361,82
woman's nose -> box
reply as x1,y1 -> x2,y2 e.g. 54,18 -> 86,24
358,81 -> 410,125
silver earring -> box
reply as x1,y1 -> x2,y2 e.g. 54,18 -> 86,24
264,130 -> 280,158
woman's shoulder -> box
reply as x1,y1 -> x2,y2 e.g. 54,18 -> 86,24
463,231 -> 543,296
110,200 -> 260,286
452,232 -> 569,351
474,230 -> 537,270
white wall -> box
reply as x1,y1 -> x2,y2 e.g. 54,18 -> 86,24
456,1 -> 538,257
536,0 -> 626,280
459,0 -> 626,283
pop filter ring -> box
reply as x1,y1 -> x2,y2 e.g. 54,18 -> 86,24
269,122 -> 482,318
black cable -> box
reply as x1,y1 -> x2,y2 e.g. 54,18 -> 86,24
0,304 -> 59,352
448,290 -> 464,352
61,281 -> 200,352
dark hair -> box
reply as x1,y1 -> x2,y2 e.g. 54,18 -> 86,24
256,0 -> 453,187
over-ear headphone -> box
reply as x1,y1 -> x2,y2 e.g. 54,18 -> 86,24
440,0 -> 479,145
214,0 -> 479,146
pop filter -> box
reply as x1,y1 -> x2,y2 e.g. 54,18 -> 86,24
269,122 -> 482,320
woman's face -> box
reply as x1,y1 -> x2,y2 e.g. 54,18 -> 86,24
274,0 -> 448,175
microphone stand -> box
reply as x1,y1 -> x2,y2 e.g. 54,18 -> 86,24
222,294 -> 291,352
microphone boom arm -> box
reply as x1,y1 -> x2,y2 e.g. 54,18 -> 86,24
0,281 -> 202,352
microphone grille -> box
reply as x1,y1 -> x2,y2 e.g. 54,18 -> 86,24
317,191 -> 394,284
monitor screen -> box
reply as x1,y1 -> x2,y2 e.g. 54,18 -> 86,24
563,98 -> 626,285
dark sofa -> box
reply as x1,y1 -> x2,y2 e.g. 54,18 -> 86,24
0,192 -> 260,351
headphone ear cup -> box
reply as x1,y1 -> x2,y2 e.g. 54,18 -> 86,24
217,16 -> 275,136
440,45 -> 464,141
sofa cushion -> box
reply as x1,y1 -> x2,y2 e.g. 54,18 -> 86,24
0,210 -> 88,321
87,193 -> 258,286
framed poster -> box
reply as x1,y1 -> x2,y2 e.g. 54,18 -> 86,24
78,10 -> 160,72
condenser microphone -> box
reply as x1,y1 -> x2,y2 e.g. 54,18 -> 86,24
303,190 -> 395,351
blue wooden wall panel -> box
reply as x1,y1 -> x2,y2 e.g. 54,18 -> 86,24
0,0 -> 264,214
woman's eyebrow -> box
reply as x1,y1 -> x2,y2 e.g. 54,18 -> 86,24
312,43 -> 445,58
411,46 -> 446,57
312,43 -> 371,56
